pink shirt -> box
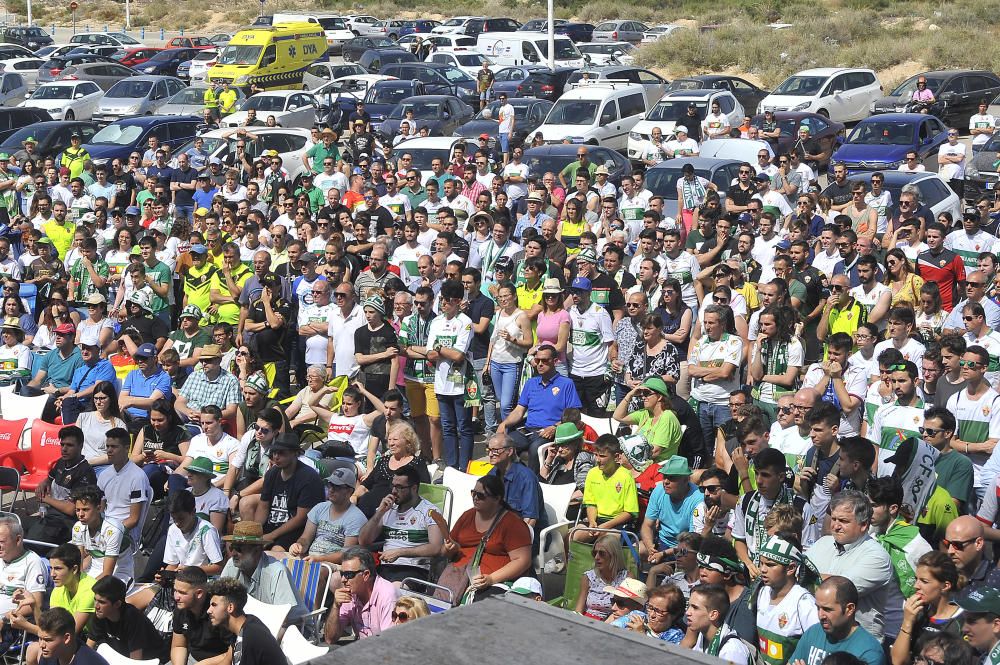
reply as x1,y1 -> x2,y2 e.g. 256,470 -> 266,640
536,309 -> 570,362
337,575 -> 398,639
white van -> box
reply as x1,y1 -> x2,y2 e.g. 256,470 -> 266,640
477,32 -> 584,68
272,13 -> 354,54
534,80 -> 648,150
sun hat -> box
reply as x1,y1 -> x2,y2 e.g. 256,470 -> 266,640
658,455 -> 692,476
222,521 -> 271,544
541,277 -> 563,295
553,422 -> 583,445
604,579 -> 648,604
186,456 -> 216,476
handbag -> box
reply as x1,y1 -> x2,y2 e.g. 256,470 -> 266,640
435,509 -> 507,607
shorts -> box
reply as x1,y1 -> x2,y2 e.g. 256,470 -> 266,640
499,132 -> 510,154
479,89 -> 491,101
405,380 -> 440,418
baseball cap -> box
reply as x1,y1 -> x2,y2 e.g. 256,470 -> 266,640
194,207 -> 210,217
508,577 -> 543,598
755,172 -> 771,182
325,465 -> 357,487
957,588 -> 1000,615
149,221 -> 168,235
479,133 -> 490,140
209,156 -> 222,165
675,124 -> 687,134
134,343 -> 157,358
190,244 -> 208,255
570,276 -> 592,291
179,304 -> 203,320
125,205 -> 141,216
53,322 -> 76,336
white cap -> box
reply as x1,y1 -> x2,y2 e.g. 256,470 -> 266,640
675,124 -> 688,134
507,577 -> 543,598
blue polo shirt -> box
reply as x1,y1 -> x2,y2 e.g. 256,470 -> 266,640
518,373 -> 582,429
488,461 -> 543,523
645,481 -> 703,549
122,366 -> 172,418
36,347 -> 83,388
69,358 -> 118,393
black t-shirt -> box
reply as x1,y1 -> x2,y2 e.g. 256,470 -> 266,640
727,183 -> 755,217
173,605 -> 228,662
368,206 -> 396,236
344,241 -> 372,270
354,323 -> 398,379
119,315 -> 168,347
589,272 -> 625,316
47,457 -> 96,520
466,293 -> 495,360
172,166 -> 199,207
140,423 -> 191,456
821,180 -> 854,207
107,172 -> 137,212
230,615 -> 286,665
683,113 -> 703,143
248,296 -> 291,362
40,644 -> 106,665
88,604 -> 167,661
260,460 -> 324,549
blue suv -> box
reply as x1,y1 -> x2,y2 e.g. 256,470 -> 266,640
83,115 -> 201,165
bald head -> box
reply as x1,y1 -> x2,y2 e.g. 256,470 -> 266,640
944,515 -> 985,572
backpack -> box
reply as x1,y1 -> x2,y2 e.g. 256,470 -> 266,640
719,631 -> 768,665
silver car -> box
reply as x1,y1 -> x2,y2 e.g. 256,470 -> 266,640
93,75 -> 185,123
54,61 -> 136,91
160,84 -> 246,116
591,20 -> 649,45
301,62 -> 366,91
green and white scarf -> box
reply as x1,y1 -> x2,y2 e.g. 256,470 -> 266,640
747,486 -> 796,564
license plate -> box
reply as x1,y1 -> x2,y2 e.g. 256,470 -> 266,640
988,182 -> 995,190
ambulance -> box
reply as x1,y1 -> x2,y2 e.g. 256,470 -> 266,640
207,22 -> 326,92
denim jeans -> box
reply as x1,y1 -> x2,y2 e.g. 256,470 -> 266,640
698,402 -> 732,461
489,360 -> 521,424
438,393 -> 473,471
470,357 -> 497,431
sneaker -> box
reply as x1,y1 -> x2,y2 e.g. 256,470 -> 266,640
543,555 -> 565,574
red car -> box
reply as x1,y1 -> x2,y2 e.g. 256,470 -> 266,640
165,36 -> 214,49
113,47 -> 163,67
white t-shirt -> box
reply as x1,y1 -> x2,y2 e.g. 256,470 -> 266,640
164,517 -> 224,568
938,141 -> 967,180
868,338 -> 926,380
850,282 -> 891,330
970,113 -> 997,146
662,137 -> 699,158
71,517 -> 135,584
497,103 -> 515,134
568,303 -> 614,377
328,305 -> 366,377
690,333 -> 744,405
897,163 -> 926,172
97,462 -> 151,545
426,313 -> 473,395
0,551 -> 46,614
502,162 -> 529,200
185,433 -> 242,484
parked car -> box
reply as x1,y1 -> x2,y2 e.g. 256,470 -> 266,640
0,70 -> 27,106
0,43 -> 34,60
628,89 -> 744,160
392,136 -> 465,179
93,76 -> 186,124
172,126 -> 314,180
379,62 -> 479,106
159,84 -> 246,116
313,74 -> 395,118
347,16 -> 384,37
591,20 -> 649,45
0,58 -> 44,90
758,67 -> 882,123
431,16 -> 481,35
523,143 -> 630,185
517,66 -> 578,102
223,91 -> 318,128
83,115 -> 201,164
301,62 -> 367,91
578,42 -> 637,66
164,36 -> 214,50
831,113 -> 950,175
645,157 -> 743,218
137,48 -> 202,77
68,45 -> 121,58
34,44 -> 75,59
491,65 -> 537,97
54,61 -> 136,91
400,20 -> 441,36
666,74 -> 769,119
186,49 -> 219,83
535,81 -> 648,150
112,47 -> 164,68
371,20 -> 410,41
453,96 -> 553,148
518,19 -> 595,43
425,50 -> 495,77
961,133 -> 1000,201
0,119 -> 98,157
377,94 -> 474,140
37,53 -> 116,87
858,170 -> 962,220
326,78 -> 424,129
359,49 -> 416,74
519,18 -> 567,31
342,36 -> 398,63
69,32 -> 142,49
641,24 -> 686,43
870,70 -> 1000,127
698,138 -> 776,163
462,17 -> 521,39
749,111 -> 845,170
19,80 -> 103,119
564,66 -> 668,107
208,33 -> 233,48
1,26 -> 52,50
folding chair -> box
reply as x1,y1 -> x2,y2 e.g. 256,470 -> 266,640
280,625 -> 329,665
399,578 -> 453,613
534,482 -> 576,574
0,394 -> 47,423
418,483 -> 453,526
579,413 -> 614,437
441,467 -> 479,528
243,596 -> 291,639
548,527 -> 640,610
95,643 -> 159,665
281,557 -> 333,638
0,421 -> 63,507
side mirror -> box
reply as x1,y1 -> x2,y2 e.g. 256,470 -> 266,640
941,91 -> 955,101
74,92 -> 84,99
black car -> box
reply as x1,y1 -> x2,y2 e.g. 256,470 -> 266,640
666,75 -> 769,117
0,108 -> 52,142
518,19 -> 594,42
516,66 -> 579,102
0,120 -> 99,158
454,97 -> 553,149
1,26 -> 52,50
379,62 -> 479,106
462,17 -> 521,39
342,36 -> 398,63
135,48 -> 201,77
522,144 -> 630,186
358,48 -> 416,74
870,69 -> 1000,127
377,95 -> 474,141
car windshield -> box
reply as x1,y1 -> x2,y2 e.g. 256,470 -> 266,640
546,99 -> 597,125
169,87 -> 210,104
848,121 -> 916,145
194,51 -> 216,62
371,86 -> 412,104
147,50 -> 179,63
536,39 -> 579,59
30,85 -> 74,100
889,75 -> 944,97
174,136 -> 225,155
110,32 -> 142,45
982,134 -> 1000,152
478,100 -> 531,119
90,124 -> 144,145
441,18 -> 466,26
667,79 -> 707,91
439,67 -> 472,83
0,125 -> 53,149
319,18 -> 347,30
24,28 -> 46,37
217,45 -> 262,66
106,80 -> 153,98
645,167 -> 712,199
400,147 -> 451,169
372,38 -> 396,48
390,101 -> 443,119
242,95 -> 287,111
455,54 -> 487,66
647,100 -> 707,121
772,75 -> 827,96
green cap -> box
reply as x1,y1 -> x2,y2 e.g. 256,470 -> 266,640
36,237 -> 52,246
641,376 -> 669,397
553,422 -> 583,445
658,455 -> 691,477
245,371 -> 269,395
186,457 -> 216,476
0,152 -> 10,160
957,588 -> 1000,615
23,136 -> 35,144
179,304 -> 203,320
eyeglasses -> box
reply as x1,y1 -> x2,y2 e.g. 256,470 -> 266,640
93,395 -> 109,402
967,281 -> 986,287
646,605 -> 670,616
340,570 -> 363,580
486,446 -> 511,456
625,302 -> 643,308
334,292 -> 350,299
699,485 -> 723,493
236,351 -> 250,357
943,537 -> 976,551
738,170 -> 752,175
392,611 -> 410,622
470,490 -> 493,500
959,359 -> 983,367
918,426 -> 948,437
535,356 -> 554,364
914,656 -> 944,665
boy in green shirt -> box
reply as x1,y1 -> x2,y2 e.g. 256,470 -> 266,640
577,434 -> 639,543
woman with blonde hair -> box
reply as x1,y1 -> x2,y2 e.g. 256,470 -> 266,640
576,533 -> 630,620
392,596 -> 430,625
885,247 -> 924,307
355,420 -> 430,516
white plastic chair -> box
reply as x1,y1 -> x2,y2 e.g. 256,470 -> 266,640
580,413 -> 614,437
441,466 -> 479,527
96,644 -> 159,665
280,625 -> 329,665
534,482 -> 576,574
244,595 -> 291,639
0,393 -> 47,423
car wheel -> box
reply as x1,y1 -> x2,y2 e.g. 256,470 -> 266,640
817,109 -> 829,119
64,110 -> 74,120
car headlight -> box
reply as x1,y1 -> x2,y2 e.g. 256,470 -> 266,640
791,102 -> 810,111
967,165 -> 979,178
886,160 -> 903,169
234,75 -> 248,85
629,131 -> 642,141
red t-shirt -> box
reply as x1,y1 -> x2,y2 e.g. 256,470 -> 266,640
450,509 -> 532,576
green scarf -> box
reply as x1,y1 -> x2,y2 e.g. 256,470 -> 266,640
875,518 -> 922,597
706,626 -> 724,657
989,639 -> 1000,665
